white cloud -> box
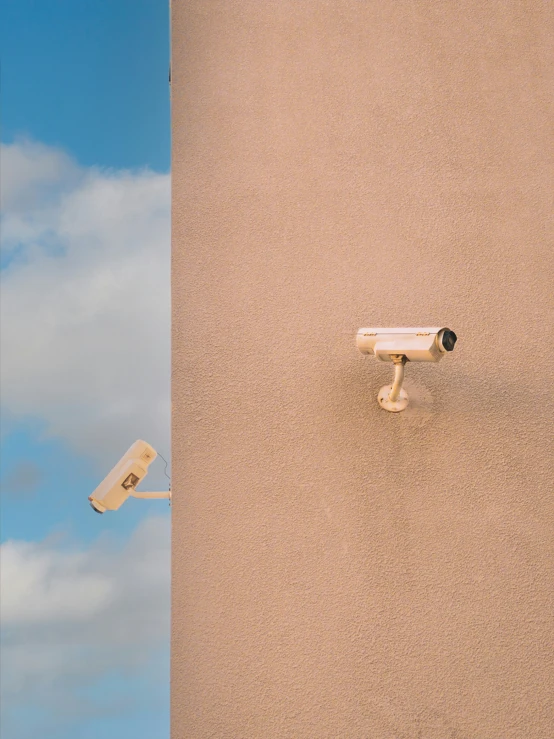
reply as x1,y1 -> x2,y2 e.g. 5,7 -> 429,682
0,140 -> 171,482
0,139 -> 80,215
0,516 -> 170,728
1,540 -> 114,624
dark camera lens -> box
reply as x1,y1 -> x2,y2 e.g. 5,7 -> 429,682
441,330 -> 457,352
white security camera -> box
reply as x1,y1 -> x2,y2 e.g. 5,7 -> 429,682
356,327 -> 457,412
88,440 -> 171,514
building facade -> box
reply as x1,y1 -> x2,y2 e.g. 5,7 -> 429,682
171,2 -> 553,736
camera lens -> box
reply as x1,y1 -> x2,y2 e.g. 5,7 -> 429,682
441,330 -> 457,352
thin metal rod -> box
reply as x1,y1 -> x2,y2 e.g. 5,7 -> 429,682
130,491 -> 171,500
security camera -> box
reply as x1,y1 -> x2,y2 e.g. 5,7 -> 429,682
356,327 -> 457,412
356,327 -> 457,362
88,440 -> 171,514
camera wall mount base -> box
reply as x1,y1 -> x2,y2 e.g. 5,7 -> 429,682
378,385 -> 409,412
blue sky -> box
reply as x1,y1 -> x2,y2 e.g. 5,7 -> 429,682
1,0 -> 170,172
0,3 -> 171,738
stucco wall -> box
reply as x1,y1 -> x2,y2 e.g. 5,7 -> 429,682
171,2 -> 554,737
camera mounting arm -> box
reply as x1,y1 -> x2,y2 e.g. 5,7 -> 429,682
378,354 -> 409,412
130,491 -> 171,500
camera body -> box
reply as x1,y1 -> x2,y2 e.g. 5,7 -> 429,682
88,440 -> 157,514
356,327 -> 457,363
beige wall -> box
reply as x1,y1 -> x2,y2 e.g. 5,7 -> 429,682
171,2 -> 554,736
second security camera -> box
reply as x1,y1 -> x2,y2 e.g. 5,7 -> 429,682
88,440 -> 170,514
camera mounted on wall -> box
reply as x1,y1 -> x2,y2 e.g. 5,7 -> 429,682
356,327 -> 457,412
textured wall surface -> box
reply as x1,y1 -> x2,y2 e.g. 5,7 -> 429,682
171,2 -> 554,737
